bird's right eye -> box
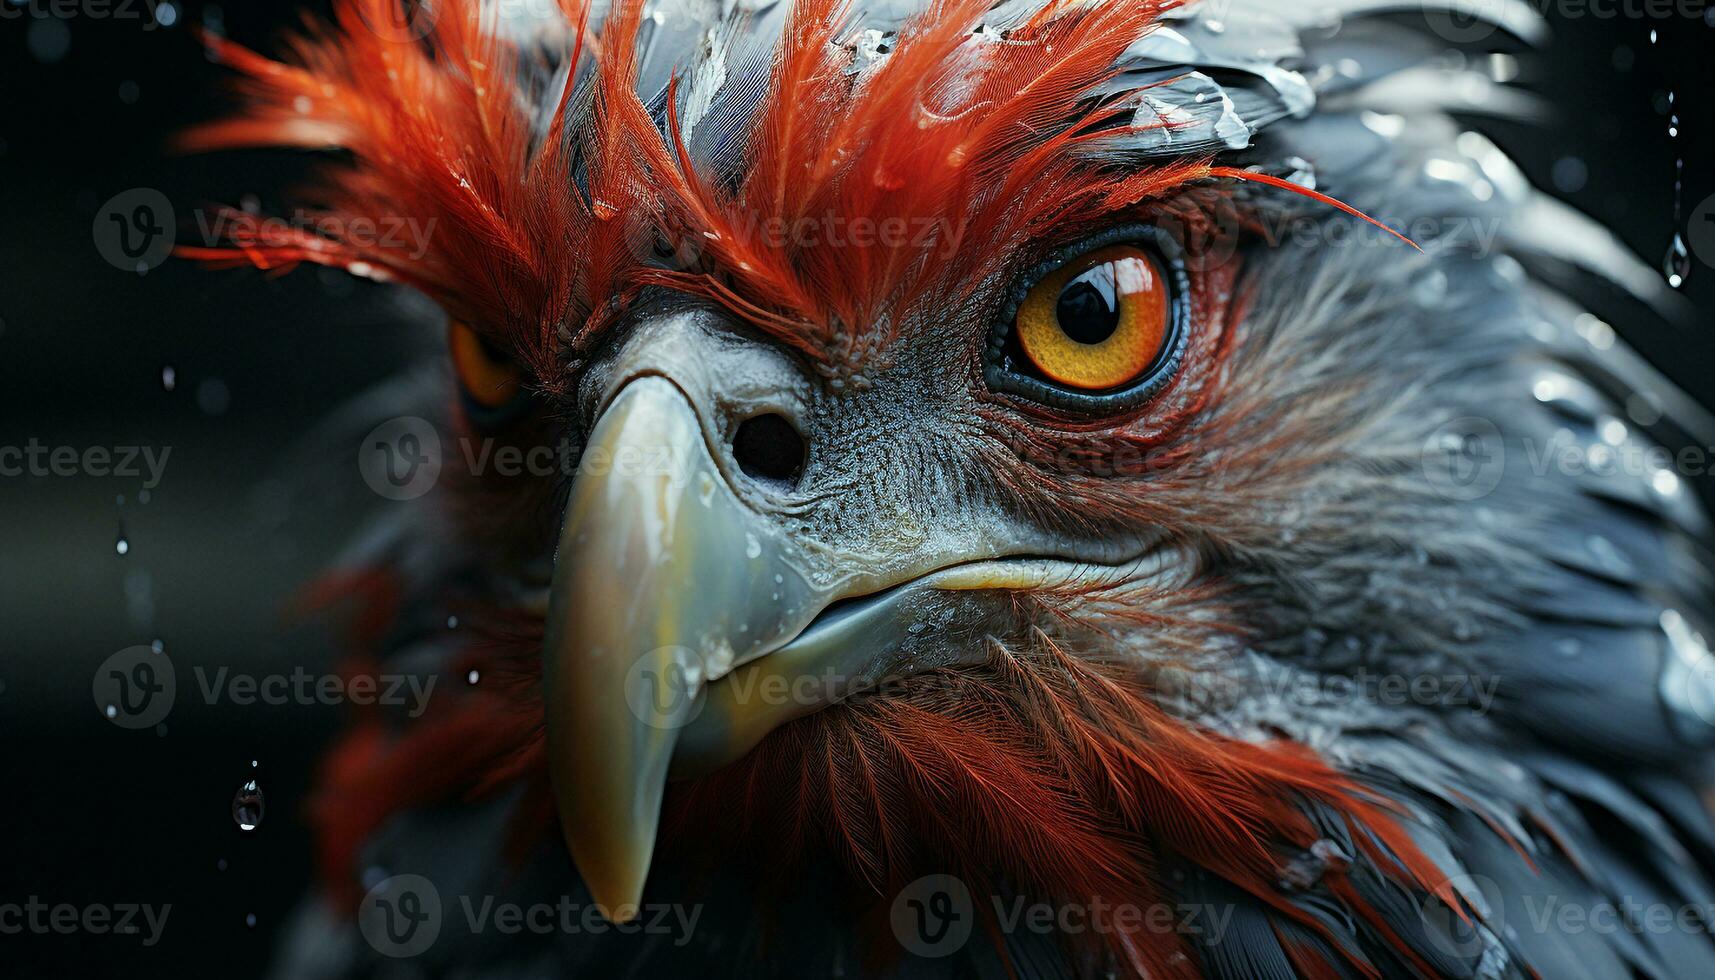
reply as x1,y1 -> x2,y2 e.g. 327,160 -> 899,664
1014,244 -> 1171,391
985,226 -> 1191,414
449,319 -> 529,421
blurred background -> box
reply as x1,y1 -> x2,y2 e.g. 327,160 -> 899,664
1,1 -> 1712,974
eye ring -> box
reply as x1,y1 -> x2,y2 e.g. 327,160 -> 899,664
984,225 -> 1190,413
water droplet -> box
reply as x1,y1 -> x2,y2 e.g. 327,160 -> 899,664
150,638 -> 165,654
467,669 -> 480,685
217,858 -> 228,871
161,366 -> 176,391
232,780 -> 265,832
446,615 -> 459,629
245,913 -> 257,928
745,534 -> 762,559
105,704 -> 119,719
115,535 -> 130,556
1664,233 -> 1691,288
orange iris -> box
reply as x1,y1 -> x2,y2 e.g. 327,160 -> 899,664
448,319 -> 524,409
1015,245 -> 1169,390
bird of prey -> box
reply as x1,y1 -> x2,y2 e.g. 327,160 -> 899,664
182,0 -> 1715,976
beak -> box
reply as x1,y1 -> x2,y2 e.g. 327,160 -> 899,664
544,373 -> 1175,920
543,376 -> 830,920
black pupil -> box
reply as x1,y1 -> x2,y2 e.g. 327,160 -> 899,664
1055,263 -> 1122,345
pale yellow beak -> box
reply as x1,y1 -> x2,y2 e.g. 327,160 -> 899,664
542,376 -> 829,920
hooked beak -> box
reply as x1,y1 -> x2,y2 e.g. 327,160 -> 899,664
545,375 -> 1173,920
543,376 -> 828,921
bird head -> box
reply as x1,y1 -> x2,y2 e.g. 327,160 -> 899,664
184,1 -> 1715,976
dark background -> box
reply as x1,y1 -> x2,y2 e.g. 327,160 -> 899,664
1,2 -> 1712,975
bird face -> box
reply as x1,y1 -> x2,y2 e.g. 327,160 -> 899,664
185,0 -> 1715,976
544,226 -> 1214,911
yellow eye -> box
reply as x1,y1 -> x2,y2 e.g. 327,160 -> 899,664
1015,245 -> 1170,391
449,319 -> 524,409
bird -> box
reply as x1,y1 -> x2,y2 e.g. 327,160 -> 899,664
179,0 -> 1715,976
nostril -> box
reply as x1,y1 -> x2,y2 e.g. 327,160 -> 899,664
731,412 -> 807,487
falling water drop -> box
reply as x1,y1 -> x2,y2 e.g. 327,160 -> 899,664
232,779 -> 265,832
1665,234 -> 1691,289
115,534 -> 130,556
161,366 -> 176,391
1664,147 -> 1689,289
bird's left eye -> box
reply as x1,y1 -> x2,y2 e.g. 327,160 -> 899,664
449,319 -> 530,423
987,229 -> 1189,412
